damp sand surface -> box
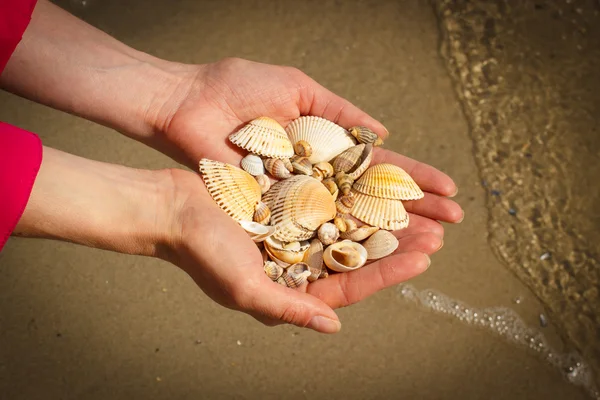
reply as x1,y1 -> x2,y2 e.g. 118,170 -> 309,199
0,0 -> 596,399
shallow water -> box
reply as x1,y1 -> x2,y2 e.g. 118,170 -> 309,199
434,0 -> 600,383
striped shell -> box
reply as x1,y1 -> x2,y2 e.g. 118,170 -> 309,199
353,163 -> 424,200
332,144 -> 373,180
350,189 -> 409,230
264,261 -> 284,280
291,156 -> 313,175
255,174 -> 271,194
339,225 -> 379,241
348,126 -> 384,146
285,116 -> 356,164
280,262 -> 311,288
253,201 -> 271,225
229,117 -> 294,158
241,154 -> 265,176
362,230 -> 399,260
262,175 -> 337,242
264,158 -> 293,179
199,159 -> 261,221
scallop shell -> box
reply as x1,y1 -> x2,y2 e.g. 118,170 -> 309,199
291,156 -> 313,175
323,240 -> 368,272
255,174 -> 271,194
317,222 -> 339,246
353,163 -> 424,200
241,154 -> 265,176
264,158 -> 293,179
339,225 -> 379,241
262,175 -> 337,242
285,116 -> 356,163
335,172 -> 353,196
348,126 -> 384,146
303,239 -> 324,282
294,140 -> 313,158
199,159 -> 261,221
238,220 -> 276,242
264,261 -> 284,280
280,262 -> 311,288
362,230 -> 399,260
253,201 -> 271,225
229,117 -> 294,158
264,237 -> 310,267
350,189 -> 409,230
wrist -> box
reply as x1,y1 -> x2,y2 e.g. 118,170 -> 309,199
14,147 -> 175,258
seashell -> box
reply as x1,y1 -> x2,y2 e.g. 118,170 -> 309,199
262,175 -> 337,242
199,159 -> 261,221
322,178 -> 339,200
255,174 -> 271,194
294,140 -> 313,158
291,156 -> 313,175
253,201 -> 271,225
318,222 -> 339,245
323,240 -> 368,272
319,267 -> 329,279
332,144 -> 365,174
285,116 -> 356,164
280,262 -> 311,288
229,116 -> 294,158
344,218 -> 358,232
282,157 -> 294,172
347,144 -> 373,180
335,192 -> 355,215
239,220 -> 276,242
240,154 -> 265,176
264,158 -> 293,179
335,171 -> 354,196
265,237 -> 310,267
264,261 -> 284,281
348,126 -> 384,146
352,163 -> 424,200
350,189 -> 409,230
303,239 -> 324,282
333,216 -> 347,232
313,162 -> 335,179
362,230 -> 399,260
340,225 -> 379,241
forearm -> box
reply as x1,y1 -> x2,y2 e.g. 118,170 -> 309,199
14,146 -> 174,257
0,0 -> 195,149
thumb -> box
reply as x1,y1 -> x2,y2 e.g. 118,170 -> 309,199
242,277 -> 342,334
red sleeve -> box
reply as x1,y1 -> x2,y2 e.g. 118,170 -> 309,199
1,0 -> 41,251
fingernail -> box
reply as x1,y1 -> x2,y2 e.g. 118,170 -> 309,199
449,187 -> 459,198
383,126 -> 390,137
424,253 -> 432,269
437,239 -> 444,251
456,210 -> 465,223
307,316 -> 341,334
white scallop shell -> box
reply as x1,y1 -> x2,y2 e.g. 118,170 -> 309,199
241,154 -> 265,176
199,159 -> 261,222
350,189 -> 409,230
229,117 -> 294,159
285,116 -> 356,164
323,240 -> 368,272
362,230 -> 399,260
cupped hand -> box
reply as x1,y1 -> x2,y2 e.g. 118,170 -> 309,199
154,57 -> 463,332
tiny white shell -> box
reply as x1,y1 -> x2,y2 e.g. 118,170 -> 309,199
318,222 -> 339,246
241,154 -> 265,176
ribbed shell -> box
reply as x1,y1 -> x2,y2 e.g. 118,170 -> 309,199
199,159 -> 261,221
362,230 -> 399,260
241,154 -> 265,176
353,163 -> 424,200
229,117 -> 294,159
332,144 -> 366,174
285,116 -> 356,164
262,175 -> 337,242
350,189 -> 409,230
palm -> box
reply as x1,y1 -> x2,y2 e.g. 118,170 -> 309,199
165,58 -> 463,321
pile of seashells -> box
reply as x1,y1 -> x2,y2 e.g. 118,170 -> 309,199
198,116 -> 424,289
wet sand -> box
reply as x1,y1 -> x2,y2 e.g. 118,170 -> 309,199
0,1 -> 595,399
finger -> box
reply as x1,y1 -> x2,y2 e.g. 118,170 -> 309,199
372,147 -> 458,197
307,251 -> 430,309
393,232 -> 443,255
403,193 -> 464,223
393,213 -> 445,239
295,75 -> 389,140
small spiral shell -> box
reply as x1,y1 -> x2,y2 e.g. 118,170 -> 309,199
336,192 -> 356,215
334,216 -> 347,232
294,140 -> 313,158
291,156 -> 313,175
340,225 -> 379,241
318,222 -> 339,246
313,162 -> 334,179
264,158 -> 292,179
253,201 -> 271,225
335,171 -> 353,196
348,126 -> 383,146
322,178 -> 339,200
255,174 -> 271,194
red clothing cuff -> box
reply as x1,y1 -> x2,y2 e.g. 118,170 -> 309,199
0,0 -> 38,73
0,123 -> 42,251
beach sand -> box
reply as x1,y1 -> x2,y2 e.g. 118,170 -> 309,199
0,1 -> 596,399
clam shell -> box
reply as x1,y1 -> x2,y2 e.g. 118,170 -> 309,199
238,220 -> 276,242
350,189 -> 409,230
255,174 -> 271,194
280,262 -> 311,288
318,222 -> 339,246
291,156 -> 313,175
262,175 -> 337,242
294,140 -> 313,158
303,239 -> 324,282
362,230 -> 399,260
348,126 -> 384,146
264,261 -> 284,281
264,158 -> 293,179
265,237 -> 310,267
253,201 -> 271,225
199,159 -> 261,221
323,240 -> 368,272
285,116 -> 356,163
241,154 -> 265,176
353,163 -> 424,200
229,117 -> 294,158
339,225 -> 379,242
